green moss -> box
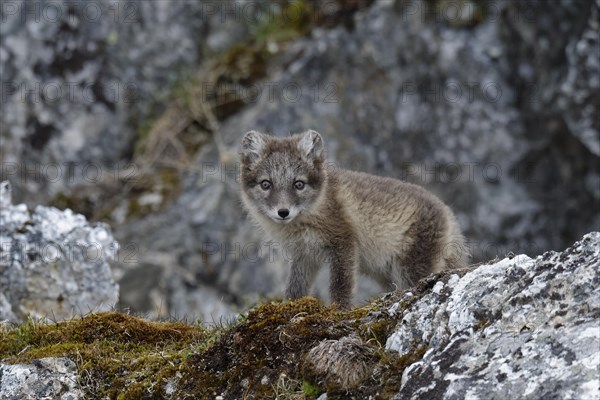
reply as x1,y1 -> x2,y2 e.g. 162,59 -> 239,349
252,0 -> 313,46
0,294 -> 431,399
0,312 -> 206,399
176,298 -> 344,398
174,297 -> 393,398
302,380 -> 321,396
132,117 -> 156,159
426,0 -> 488,28
50,192 -> 97,220
361,318 -> 396,345
374,345 -> 429,399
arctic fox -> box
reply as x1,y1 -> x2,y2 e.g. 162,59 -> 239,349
240,130 -> 468,308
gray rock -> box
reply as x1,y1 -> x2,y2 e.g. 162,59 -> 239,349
0,181 -> 11,208
558,0 -> 600,156
0,181 -> 119,322
0,357 -> 83,400
0,0 -> 250,203
0,293 -> 17,322
386,232 -> 600,400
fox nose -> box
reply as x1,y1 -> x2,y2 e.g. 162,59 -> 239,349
277,209 -> 290,219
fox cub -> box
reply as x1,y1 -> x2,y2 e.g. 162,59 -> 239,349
240,130 -> 467,308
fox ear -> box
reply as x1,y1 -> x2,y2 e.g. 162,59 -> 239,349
298,130 -> 325,162
241,130 -> 266,163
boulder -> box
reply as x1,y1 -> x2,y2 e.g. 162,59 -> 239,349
0,181 -> 119,323
388,232 -> 600,399
0,358 -> 83,400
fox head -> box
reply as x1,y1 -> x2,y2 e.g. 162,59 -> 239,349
240,130 -> 327,224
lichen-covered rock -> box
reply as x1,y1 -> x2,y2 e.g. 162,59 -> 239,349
558,0 -> 600,157
386,232 -> 600,400
0,357 -> 83,400
0,181 -> 119,322
0,0 -> 248,202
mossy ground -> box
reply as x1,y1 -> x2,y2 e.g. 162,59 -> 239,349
0,312 -> 208,399
0,294 -> 427,399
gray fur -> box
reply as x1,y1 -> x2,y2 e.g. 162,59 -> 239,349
240,130 -> 469,308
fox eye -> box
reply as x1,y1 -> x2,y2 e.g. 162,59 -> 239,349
294,181 -> 305,190
260,180 -> 272,190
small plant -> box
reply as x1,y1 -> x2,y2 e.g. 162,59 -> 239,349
7,316 -> 41,354
271,373 -> 304,400
301,380 -> 321,396
252,0 -> 312,48
194,328 -> 223,353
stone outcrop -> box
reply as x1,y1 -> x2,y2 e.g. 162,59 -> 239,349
387,231 -> 600,399
0,358 -> 83,400
0,0 -> 248,201
0,181 -> 118,323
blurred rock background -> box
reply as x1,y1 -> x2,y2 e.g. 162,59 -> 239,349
1,0 -> 598,321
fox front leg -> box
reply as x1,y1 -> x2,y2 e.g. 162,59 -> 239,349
285,252 -> 320,300
328,241 -> 358,309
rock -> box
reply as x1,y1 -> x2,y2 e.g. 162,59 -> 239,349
558,0 -> 600,157
167,276 -> 239,324
386,232 -> 600,400
0,181 -> 119,322
0,181 -> 11,208
0,0 -> 250,203
0,357 -> 83,400
499,0 -> 600,157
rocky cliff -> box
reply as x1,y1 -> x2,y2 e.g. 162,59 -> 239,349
1,232 -> 598,399
1,0 -> 598,321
